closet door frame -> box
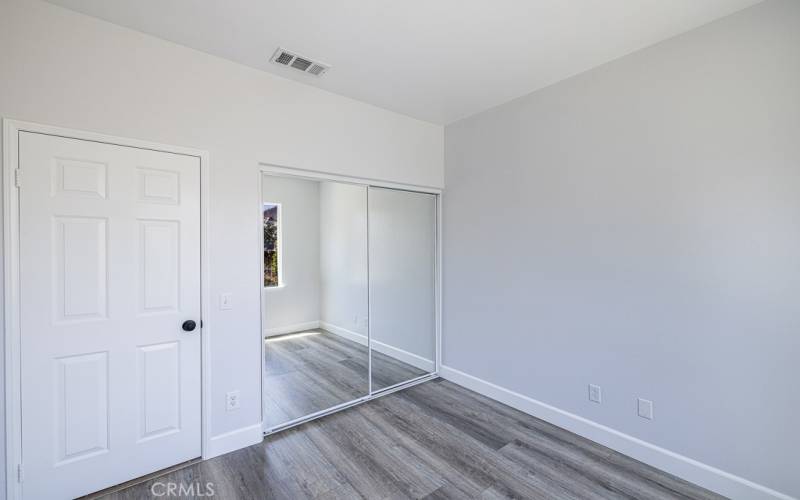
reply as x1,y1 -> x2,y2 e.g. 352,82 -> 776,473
258,163 -> 442,435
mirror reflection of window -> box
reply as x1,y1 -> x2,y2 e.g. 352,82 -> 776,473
263,203 -> 280,287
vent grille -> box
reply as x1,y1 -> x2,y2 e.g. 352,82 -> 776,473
307,64 -> 327,76
274,51 -> 293,65
270,47 -> 330,77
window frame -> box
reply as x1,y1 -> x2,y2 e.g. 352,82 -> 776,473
263,202 -> 283,288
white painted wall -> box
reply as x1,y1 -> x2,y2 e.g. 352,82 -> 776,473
319,182 -> 369,336
0,0 -> 443,491
444,1 -> 799,498
261,175 -> 320,335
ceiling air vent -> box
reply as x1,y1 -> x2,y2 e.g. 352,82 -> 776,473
271,47 -> 330,77
307,64 -> 327,76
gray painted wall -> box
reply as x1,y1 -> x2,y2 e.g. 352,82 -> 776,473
443,1 -> 800,497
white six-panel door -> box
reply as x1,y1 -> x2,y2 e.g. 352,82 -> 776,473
18,132 -> 202,499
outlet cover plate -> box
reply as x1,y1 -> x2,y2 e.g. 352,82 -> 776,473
226,390 -> 241,411
588,384 -> 602,403
637,398 -> 654,419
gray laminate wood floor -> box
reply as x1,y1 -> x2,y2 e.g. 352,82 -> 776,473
96,379 -> 724,500
264,329 -> 428,428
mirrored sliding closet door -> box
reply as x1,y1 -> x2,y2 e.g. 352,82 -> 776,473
261,174 -> 369,429
261,173 -> 438,432
368,187 -> 437,391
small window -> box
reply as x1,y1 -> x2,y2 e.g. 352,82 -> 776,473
263,203 -> 280,287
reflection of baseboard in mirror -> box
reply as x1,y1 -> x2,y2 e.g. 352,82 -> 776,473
260,166 -> 440,434
263,321 -> 320,337
320,321 -> 435,373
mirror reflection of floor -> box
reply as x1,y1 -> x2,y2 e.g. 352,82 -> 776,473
263,329 -> 428,429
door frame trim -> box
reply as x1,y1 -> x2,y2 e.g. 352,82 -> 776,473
258,163 -> 443,434
2,119 -> 212,500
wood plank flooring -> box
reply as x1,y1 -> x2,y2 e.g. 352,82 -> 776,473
264,329 -> 428,428
98,379 -> 724,500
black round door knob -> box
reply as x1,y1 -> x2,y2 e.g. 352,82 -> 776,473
182,320 -> 197,332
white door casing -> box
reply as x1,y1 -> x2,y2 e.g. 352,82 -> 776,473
17,131 -> 202,499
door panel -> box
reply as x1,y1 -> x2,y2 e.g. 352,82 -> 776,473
139,219 -> 180,313
261,176 -> 370,430
368,187 -> 437,391
18,132 -> 202,499
138,341 -> 181,440
52,216 -> 108,321
54,351 -> 110,465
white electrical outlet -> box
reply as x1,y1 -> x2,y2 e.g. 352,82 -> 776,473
637,398 -> 653,420
588,384 -> 602,403
220,293 -> 233,310
226,390 -> 241,411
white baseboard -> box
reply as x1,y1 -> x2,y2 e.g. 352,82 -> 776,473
320,321 -> 435,373
204,423 -> 263,460
263,320 -> 320,338
320,321 -> 368,346
440,365 -> 794,500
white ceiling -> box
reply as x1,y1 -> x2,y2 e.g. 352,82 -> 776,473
46,0 -> 762,124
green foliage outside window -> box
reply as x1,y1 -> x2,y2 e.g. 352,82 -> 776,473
264,204 -> 279,287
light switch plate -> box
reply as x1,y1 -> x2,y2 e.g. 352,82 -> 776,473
220,293 -> 233,310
